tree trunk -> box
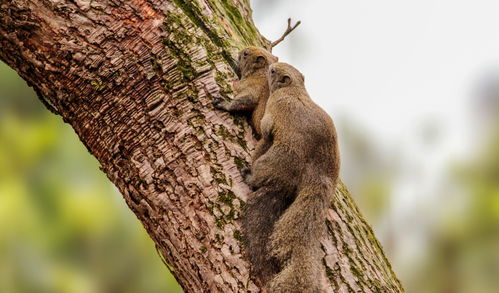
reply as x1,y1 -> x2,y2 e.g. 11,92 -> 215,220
0,0 -> 404,292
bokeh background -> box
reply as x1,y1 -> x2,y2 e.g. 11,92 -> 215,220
1,0 -> 499,292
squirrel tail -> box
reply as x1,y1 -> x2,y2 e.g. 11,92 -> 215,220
267,177 -> 333,293
241,186 -> 292,285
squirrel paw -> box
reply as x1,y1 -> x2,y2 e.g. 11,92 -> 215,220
241,167 -> 257,190
212,97 -> 226,110
240,167 -> 251,179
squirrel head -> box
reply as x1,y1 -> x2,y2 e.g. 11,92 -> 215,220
268,62 -> 305,92
238,46 -> 278,78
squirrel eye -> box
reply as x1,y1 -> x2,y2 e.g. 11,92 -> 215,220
270,68 -> 276,74
243,51 -> 249,57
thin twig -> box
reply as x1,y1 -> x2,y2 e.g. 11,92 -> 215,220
269,18 -> 301,50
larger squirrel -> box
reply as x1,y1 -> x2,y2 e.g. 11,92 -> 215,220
243,62 -> 340,292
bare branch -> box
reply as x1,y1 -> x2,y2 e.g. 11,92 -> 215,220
269,18 -> 301,51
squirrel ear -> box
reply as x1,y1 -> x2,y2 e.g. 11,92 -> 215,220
300,72 -> 305,83
255,56 -> 266,67
279,75 -> 291,86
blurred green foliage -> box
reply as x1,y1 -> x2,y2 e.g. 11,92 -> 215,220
421,133 -> 499,293
0,62 -> 183,293
338,106 -> 499,293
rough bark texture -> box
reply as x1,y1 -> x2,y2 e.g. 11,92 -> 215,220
0,0 -> 404,292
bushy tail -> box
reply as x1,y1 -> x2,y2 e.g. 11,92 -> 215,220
267,177 -> 333,293
241,186 -> 291,284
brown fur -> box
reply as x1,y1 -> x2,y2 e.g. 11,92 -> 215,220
213,46 -> 278,137
243,62 -> 340,292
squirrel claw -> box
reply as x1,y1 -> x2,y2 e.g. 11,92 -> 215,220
241,167 -> 256,190
240,167 -> 251,178
212,97 -> 225,109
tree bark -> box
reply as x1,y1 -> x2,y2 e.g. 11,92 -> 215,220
0,0 -> 404,292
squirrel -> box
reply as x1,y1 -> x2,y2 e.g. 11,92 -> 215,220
213,46 -> 278,137
212,18 -> 301,137
242,62 -> 340,292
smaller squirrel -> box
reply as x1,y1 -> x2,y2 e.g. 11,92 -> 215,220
213,46 -> 278,137
243,62 -> 340,293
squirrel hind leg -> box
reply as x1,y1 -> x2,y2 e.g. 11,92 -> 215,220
267,181 -> 332,292
269,179 -> 332,260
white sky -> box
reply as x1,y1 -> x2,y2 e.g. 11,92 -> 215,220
253,0 -> 499,158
